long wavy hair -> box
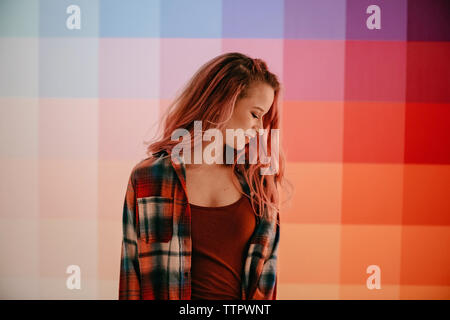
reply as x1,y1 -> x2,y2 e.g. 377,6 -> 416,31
144,52 -> 293,225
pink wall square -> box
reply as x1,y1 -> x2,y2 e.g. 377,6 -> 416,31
98,99 -> 160,161
283,40 -> 345,101
99,38 -> 160,99
160,38 -> 222,99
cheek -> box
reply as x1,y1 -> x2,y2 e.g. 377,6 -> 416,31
228,111 -> 252,129
222,111 -> 254,149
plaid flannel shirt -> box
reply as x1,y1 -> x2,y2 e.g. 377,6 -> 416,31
119,149 -> 280,300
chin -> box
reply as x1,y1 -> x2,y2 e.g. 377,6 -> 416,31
224,142 -> 246,151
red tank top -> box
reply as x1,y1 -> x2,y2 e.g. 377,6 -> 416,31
190,193 -> 257,300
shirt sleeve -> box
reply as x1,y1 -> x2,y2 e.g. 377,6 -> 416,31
118,171 -> 141,300
272,273 -> 278,300
252,212 -> 280,300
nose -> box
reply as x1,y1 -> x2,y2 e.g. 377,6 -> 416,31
254,120 -> 263,133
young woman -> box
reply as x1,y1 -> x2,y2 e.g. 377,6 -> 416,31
119,52 -> 292,300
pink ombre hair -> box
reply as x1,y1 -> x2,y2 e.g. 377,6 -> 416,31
144,52 -> 293,224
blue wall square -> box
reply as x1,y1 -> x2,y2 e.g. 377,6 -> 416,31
40,0 -> 99,37
222,0 -> 284,38
161,0 -> 222,38
0,0 -> 39,37
100,0 -> 160,37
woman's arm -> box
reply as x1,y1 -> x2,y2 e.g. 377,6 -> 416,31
252,214 -> 280,300
118,172 -> 141,299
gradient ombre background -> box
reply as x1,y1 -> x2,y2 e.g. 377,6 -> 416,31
0,0 -> 449,299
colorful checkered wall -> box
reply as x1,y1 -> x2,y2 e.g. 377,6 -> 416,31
0,0 -> 449,299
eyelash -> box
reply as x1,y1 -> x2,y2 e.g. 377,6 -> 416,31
251,112 -> 260,119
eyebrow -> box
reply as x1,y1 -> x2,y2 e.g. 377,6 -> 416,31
253,106 -> 268,114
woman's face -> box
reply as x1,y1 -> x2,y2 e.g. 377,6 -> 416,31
223,82 -> 274,149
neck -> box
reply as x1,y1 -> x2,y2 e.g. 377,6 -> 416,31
185,141 -> 235,170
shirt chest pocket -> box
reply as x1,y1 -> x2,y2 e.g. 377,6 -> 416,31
137,196 -> 174,243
